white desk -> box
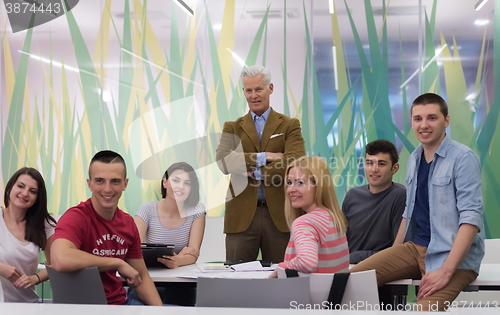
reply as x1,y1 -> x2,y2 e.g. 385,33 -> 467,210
144,263 -> 498,309
147,264 -> 198,283
147,263 -> 274,284
387,279 -> 413,285
0,302 -> 450,314
458,264 -> 500,290
450,308 -> 500,315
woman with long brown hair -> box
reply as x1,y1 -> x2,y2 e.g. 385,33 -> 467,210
0,167 -> 56,302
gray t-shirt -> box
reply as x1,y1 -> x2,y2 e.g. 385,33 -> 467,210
136,201 -> 206,254
342,183 -> 406,264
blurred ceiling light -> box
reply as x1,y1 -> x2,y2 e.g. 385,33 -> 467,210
173,0 -> 194,17
20,50 -> 148,92
328,0 -> 334,14
226,48 -> 246,67
332,46 -> 338,90
401,44 -> 447,89
474,19 -> 490,26
98,88 -> 112,102
466,93 -> 477,101
213,23 -> 222,31
434,44 -> 447,56
475,0 -> 489,11
121,48 -> 203,87
19,51 -> 80,73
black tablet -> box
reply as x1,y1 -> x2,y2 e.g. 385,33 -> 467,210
141,243 -> 175,268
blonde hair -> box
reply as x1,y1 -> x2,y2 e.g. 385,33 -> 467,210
284,156 -> 347,234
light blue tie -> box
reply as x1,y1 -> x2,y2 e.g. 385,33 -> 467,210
254,115 -> 266,199
255,115 -> 265,141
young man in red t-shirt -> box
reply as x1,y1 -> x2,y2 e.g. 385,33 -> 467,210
51,150 -> 162,305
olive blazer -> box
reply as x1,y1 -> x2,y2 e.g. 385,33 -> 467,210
216,108 -> 306,233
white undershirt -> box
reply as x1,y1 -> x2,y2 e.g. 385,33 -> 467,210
0,208 -> 54,302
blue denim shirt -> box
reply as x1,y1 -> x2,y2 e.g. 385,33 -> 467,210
403,135 -> 484,273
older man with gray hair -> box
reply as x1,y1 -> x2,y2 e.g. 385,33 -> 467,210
216,65 -> 306,263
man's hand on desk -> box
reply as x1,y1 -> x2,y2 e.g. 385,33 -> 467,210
117,261 -> 142,288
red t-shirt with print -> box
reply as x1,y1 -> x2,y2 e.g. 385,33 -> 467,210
53,199 -> 142,305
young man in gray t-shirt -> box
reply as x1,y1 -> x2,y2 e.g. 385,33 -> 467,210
342,139 -> 406,264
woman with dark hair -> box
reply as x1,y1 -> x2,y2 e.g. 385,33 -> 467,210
0,167 -> 56,302
135,162 -> 206,269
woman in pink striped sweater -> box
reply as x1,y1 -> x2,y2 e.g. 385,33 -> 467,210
270,156 -> 350,276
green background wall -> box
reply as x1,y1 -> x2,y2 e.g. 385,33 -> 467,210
1,0 -> 499,237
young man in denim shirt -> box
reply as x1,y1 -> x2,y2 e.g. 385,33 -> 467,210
351,93 -> 484,311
